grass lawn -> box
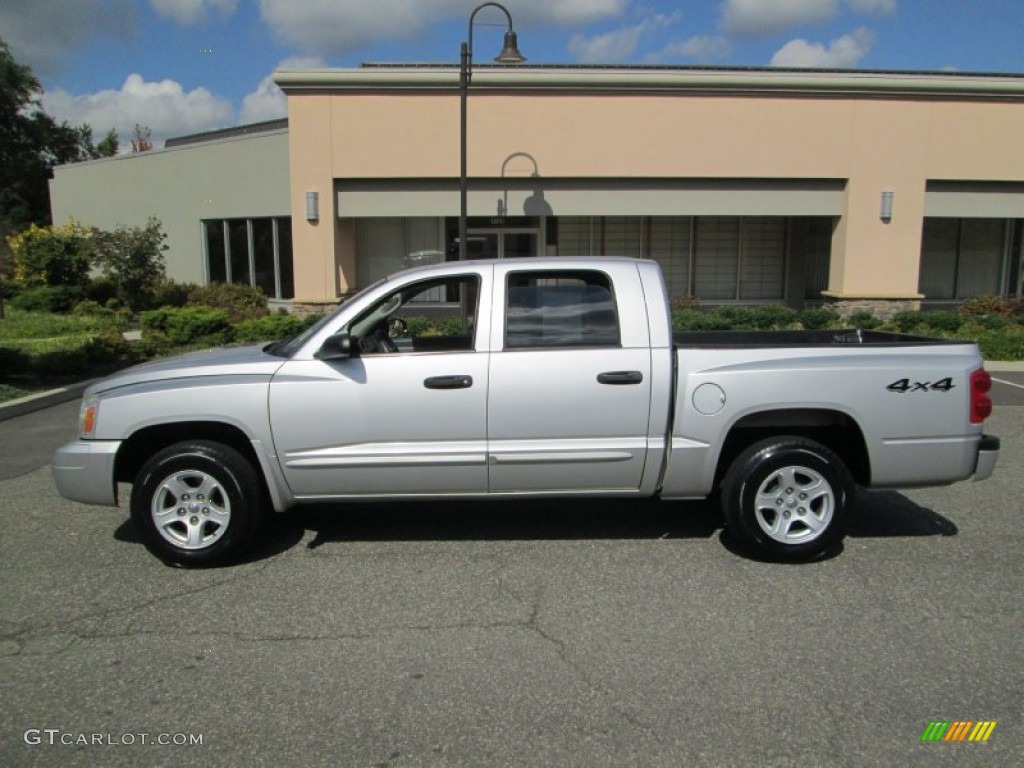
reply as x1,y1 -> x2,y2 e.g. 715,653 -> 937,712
0,381 -> 52,404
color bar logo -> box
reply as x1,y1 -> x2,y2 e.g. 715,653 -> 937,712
921,721 -> 997,743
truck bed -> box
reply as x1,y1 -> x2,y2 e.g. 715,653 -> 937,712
672,329 -> 963,348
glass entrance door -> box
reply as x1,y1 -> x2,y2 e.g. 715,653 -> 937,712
466,228 -> 540,260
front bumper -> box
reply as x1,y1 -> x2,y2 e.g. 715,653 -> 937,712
52,440 -> 121,506
972,434 -> 1000,482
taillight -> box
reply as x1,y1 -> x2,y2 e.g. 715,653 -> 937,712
970,368 -> 992,424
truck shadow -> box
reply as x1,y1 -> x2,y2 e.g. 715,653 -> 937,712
848,490 -> 959,538
115,488 -> 957,565
261,488 -> 956,554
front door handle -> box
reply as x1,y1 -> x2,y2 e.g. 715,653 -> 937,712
597,370 -> 644,385
424,375 -> 473,390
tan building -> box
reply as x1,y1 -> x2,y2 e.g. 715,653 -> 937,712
52,66 -> 1024,314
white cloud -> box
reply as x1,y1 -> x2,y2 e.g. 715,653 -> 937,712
0,0 -> 135,76
568,12 -> 681,63
43,74 -> 234,148
149,0 -> 238,26
240,56 -> 325,124
258,0 -> 630,55
647,36 -> 733,64
722,0 -> 839,37
846,0 -> 896,14
770,27 -> 874,68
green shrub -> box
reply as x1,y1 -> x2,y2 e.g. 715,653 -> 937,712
10,285 -> 85,313
848,311 -> 880,330
83,328 -> 131,366
141,306 -> 234,346
85,278 -> 120,305
672,310 -> 733,331
749,304 -> 798,330
974,327 -> 1024,360
0,346 -> 31,375
188,282 -> 268,322
797,307 -> 840,330
959,295 -> 1010,319
7,221 -> 92,288
917,311 -> 965,333
670,295 -> 701,312
72,299 -> 116,318
889,311 -> 929,333
136,330 -> 174,358
711,306 -> 759,328
152,279 -> 196,309
32,347 -> 90,376
234,313 -> 305,342
403,316 -> 435,337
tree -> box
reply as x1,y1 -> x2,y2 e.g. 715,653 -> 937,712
89,218 -> 168,311
130,124 -> 153,153
74,125 -> 119,160
0,38 -> 118,234
5,220 -> 92,287
0,38 -> 121,316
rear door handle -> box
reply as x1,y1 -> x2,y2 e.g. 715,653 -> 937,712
597,370 -> 644,385
424,375 -> 473,390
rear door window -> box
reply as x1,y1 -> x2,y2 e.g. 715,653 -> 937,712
505,270 -> 620,349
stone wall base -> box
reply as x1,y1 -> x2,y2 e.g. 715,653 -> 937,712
286,299 -> 344,318
822,297 -> 922,320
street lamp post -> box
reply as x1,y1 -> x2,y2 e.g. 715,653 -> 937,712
459,2 -> 525,260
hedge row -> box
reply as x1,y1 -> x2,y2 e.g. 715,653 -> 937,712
0,308 -> 320,377
669,301 -> 1024,360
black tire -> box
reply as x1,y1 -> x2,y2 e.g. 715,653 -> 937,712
721,436 -> 854,561
130,440 -> 264,567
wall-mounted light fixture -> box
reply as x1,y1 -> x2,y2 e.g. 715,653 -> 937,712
880,190 -> 894,221
305,191 -> 319,222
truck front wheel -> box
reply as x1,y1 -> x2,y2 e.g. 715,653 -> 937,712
130,440 -> 264,567
721,436 -> 854,561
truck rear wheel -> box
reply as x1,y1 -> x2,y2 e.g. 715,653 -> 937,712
130,440 -> 264,567
721,436 -> 853,560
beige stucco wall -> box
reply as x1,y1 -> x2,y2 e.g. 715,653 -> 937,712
279,68 -> 1024,303
50,130 -> 290,284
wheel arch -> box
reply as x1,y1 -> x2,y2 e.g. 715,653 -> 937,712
116,421 -> 264,487
715,408 -> 870,488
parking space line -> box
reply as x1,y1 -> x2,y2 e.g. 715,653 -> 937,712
992,377 -> 1024,390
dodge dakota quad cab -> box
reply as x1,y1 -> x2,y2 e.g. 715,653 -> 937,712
53,257 -> 1000,566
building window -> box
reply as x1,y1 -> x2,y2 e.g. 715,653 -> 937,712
918,218 -> 1018,300
203,217 -> 294,299
205,220 -> 226,283
802,217 -> 834,300
555,215 -> 796,302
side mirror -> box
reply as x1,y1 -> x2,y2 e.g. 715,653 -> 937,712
314,331 -> 353,360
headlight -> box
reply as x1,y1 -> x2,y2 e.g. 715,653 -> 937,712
80,396 -> 100,438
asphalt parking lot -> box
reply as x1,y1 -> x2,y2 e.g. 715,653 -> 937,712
1,382 -> 1021,767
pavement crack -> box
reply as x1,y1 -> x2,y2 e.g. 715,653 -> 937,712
1,559 -> 275,652
501,577 -> 662,742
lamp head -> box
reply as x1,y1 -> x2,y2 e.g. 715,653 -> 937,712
494,30 -> 526,63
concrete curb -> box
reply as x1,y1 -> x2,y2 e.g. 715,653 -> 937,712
0,379 -> 99,423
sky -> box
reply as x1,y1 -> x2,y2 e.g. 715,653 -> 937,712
2,0 -> 1022,149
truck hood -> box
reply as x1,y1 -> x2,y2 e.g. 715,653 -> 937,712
85,344 -> 286,396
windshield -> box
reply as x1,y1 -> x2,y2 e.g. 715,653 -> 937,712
267,276 -> 389,358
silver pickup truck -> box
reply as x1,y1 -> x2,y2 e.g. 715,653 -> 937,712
53,257 -> 1000,566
